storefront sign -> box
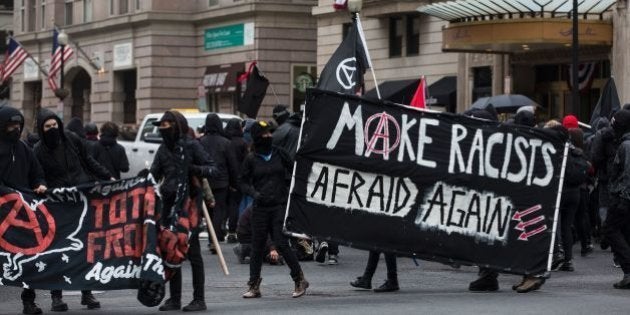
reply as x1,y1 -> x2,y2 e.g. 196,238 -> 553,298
204,23 -> 254,50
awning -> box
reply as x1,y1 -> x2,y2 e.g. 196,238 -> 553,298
203,63 -> 245,93
418,0 -> 617,22
365,76 -> 457,109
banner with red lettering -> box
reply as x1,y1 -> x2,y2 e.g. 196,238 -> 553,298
0,176 -> 164,290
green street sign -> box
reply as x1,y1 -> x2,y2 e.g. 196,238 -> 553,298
204,23 -> 254,50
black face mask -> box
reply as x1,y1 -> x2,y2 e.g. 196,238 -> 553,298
254,137 -> 273,154
159,127 -> 178,148
43,128 -> 61,149
2,128 -> 20,143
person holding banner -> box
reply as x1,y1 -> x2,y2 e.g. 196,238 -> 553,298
34,109 -> 113,312
604,109 -> 630,289
240,121 -> 309,299
151,111 -> 217,312
0,106 -> 48,315
350,251 -> 399,292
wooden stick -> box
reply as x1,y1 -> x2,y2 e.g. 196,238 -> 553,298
201,201 -> 229,275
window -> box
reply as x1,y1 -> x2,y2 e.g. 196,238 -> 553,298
389,15 -> 421,57
292,64 -> 317,112
40,1 -> 45,29
209,0 -> 218,6
119,0 -> 128,14
406,15 -> 420,56
109,0 -> 114,15
473,66 -> 492,101
136,0 -> 141,10
20,0 -> 25,32
64,0 -> 73,26
27,0 -> 35,31
389,17 -> 403,57
84,0 -> 92,22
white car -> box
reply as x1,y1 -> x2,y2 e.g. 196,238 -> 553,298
120,112 -> 242,178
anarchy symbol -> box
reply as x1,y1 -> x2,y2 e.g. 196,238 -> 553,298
336,57 -> 357,90
364,112 -> 401,161
0,193 -> 56,255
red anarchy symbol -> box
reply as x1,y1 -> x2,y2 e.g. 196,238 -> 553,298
364,112 -> 400,160
0,194 -> 56,255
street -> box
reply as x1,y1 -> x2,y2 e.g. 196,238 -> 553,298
1,243 -> 629,315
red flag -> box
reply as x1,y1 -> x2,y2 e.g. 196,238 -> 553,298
410,76 -> 426,108
333,0 -> 348,10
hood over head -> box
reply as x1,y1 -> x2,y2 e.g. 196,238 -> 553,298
204,113 -> 223,134
0,106 -> 24,140
36,108 -> 64,138
224,118 -> 243,137
66,117 -> 86,138
513,110 -> 536,127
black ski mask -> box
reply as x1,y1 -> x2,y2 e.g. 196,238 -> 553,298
254,136 -> 272,155
3,128 -> 20,143
159,126 -> 178,148
43,127 -> 61,149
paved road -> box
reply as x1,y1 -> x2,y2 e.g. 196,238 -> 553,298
1,243 -> 629,314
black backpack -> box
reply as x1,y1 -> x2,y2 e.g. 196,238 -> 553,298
564,147 -> 589,186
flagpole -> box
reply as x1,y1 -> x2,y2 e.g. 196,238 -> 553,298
354,13 -> 381,100
9,36 -> 49,78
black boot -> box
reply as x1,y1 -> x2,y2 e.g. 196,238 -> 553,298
23,302 -> 43,315
182,300 -> 207,312
468,274 -> 499,292
558,260 -> 575,272
350,276 -> 372,289
158,298 -> 181,311
243,277 -> 262,298
81,292 -> 101,310
373,278 -> 399,293
292,271 -> 309,298
51,296 -> 68,312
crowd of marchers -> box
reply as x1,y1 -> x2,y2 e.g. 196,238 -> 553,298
1,102 -> 630,314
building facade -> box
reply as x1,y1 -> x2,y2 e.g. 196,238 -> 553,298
11,0 -> 317,131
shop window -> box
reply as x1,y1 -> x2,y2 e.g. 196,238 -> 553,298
389,17 -> 403,57
472,66 -> 492,101
292,65 -> 317,113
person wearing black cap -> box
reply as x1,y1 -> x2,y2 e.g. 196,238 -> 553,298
84,122 -> 98,141
240,120 -> 309,299
272,105 -> 290,127
151,110 -> 217,312
34,109 -> 112,311
605,109 -> 630,289
0,106 -> 47,315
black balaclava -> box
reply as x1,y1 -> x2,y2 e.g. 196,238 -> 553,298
155,111 -> 180,149
250,121 -> 272,155
611,109 -> 630,138
0,106 -> 24,144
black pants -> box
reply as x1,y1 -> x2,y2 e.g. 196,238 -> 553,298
604,198 -> 630,274
560,188 -> 580,261
227,189 -> 242,233
210,188 -> 229,242
329,242 -> 339,255
363,251 -> 397,280
50,290 -> 91,299
249,206 -> 302,282
21,289 -> 35,303
169,232 -> 204,301
575,187 -> 592,249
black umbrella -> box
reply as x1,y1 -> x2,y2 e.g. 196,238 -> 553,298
590,77 -> 620,126
471,94 -> 539,113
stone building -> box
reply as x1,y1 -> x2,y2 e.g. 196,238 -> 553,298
10,0 -> 317,130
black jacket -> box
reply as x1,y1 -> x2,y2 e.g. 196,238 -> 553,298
239,147 -> 292,207
34,109 -> 111,188
0,106 -> 46,191
200,113 -> 238,189
224,118 -> 248,175
272,113 -> 301,161
591,125 -> 617,183
150,111 -> 217,200
93,135 -> 130,179
609,133 -> 630,202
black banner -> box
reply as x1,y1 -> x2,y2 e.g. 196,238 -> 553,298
0,176 -> 164,290
285,89 -> 567,275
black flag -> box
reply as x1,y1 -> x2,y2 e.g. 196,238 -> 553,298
316,17 -> 371,94
238,64 -> 269,118
590,77 -> 620,126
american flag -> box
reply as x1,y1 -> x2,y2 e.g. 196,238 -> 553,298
1,37 -> 28,83
47,28 -> 74,91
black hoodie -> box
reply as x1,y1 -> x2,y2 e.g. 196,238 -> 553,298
272,112 -> 301,162
199,113 -> 238,189
34,109 -> 111,188
0,106 -> 46,191
224,118 -> 248,170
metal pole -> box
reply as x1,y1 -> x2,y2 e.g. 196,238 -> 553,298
60,45 -> 65,90
571,0 -> 579,115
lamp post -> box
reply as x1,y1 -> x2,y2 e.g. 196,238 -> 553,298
56,30 -> 69,100
348,0 -> 363,13
571,0 -> 579,116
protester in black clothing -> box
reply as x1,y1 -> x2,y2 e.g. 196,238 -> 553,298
0,106 -> 47,315
272,107 -> 301,161
34,109 -> 112,312
225,118 -> 248,243
93,122 -> 130,179
604,109 -> 630,289
234,205 -> 283,265
84,122 -> 98,141
200,113 -> 238,246
151,111 -> 217,312
591,118 -> 617,232
65,117 -> 86,138
350,251 -> 399,292
240,121 -> 309,299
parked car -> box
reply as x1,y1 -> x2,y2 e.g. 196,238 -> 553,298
120,111 -> 241,178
